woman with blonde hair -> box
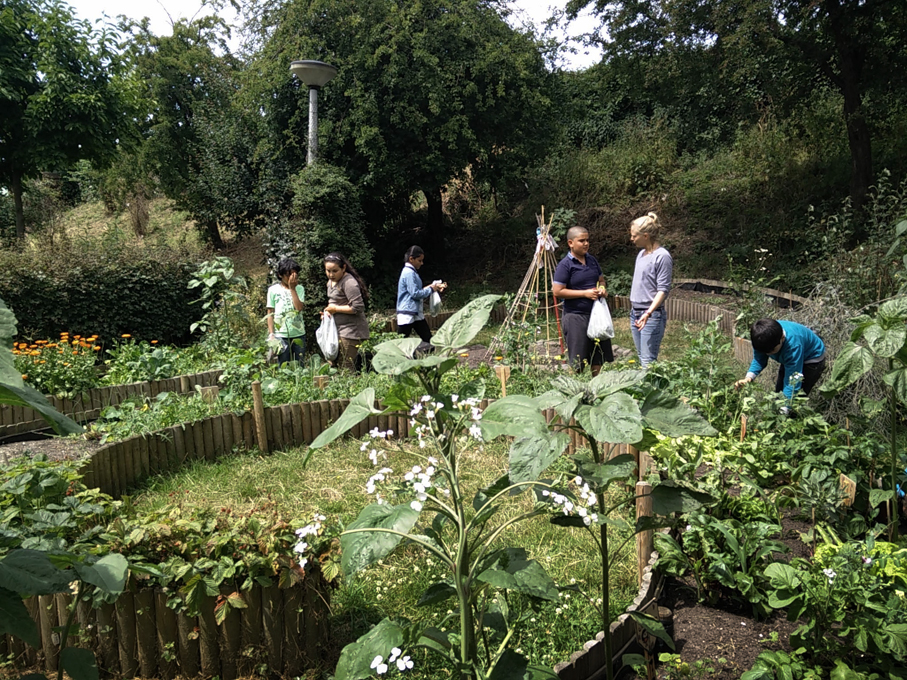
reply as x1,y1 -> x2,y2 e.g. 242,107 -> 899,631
629,212 -> 673,367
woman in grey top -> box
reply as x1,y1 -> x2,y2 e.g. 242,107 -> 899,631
629,212 -> 673,367
323,252 -> 370,372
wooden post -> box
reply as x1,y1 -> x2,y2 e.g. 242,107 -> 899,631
134,588 -> 157,678
38,594 -> 58,670
494,365 -> 511,397
219,586 -> 242,680
636,481 -> 654,587
95,602 -> 118,674
154,589 -> 179,680
176,609 -> 201,678
639,450 -> 655,479
198,595 -> 220,677
839,474 -> 857,507
251,381 -> 269,454
115,590 -> 138,678
262,584 -> 284,674
240,586 -> 263,678
313,375 -> 329,390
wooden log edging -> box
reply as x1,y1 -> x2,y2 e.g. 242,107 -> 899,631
554,550 -> 664,680
0,369 -> 224,438
8,577 -> 331,679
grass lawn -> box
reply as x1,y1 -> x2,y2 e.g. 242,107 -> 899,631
134,435 -> 641,676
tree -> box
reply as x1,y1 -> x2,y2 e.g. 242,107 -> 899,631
127,17 -> 267,248
248,0 -> 555,251
568,0 -> 907,213
0,0 -> 140,238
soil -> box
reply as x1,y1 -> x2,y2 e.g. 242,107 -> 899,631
639,511 -> 812,679
0,434 -> 101,465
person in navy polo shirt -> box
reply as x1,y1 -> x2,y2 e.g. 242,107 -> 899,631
553,227 -> 614,375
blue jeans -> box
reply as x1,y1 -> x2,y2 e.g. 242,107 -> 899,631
277,336 -> 305,366
630,307 -> 666,368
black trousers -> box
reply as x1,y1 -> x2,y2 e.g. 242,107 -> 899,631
399,319 -> 432,343
775,357 -> 826,396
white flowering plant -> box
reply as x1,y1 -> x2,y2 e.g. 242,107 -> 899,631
524,371 -> 717,679
758,533 -> 907,677
310,296 -> 565,680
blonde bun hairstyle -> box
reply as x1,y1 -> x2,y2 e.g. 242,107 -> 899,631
630,212 -> 660,239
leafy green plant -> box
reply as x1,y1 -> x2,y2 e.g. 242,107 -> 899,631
12,331 -> 101,398
188,256 -> 255,352
102,337 -> 180,383
656,513 -> 786,616
820,293 -> 907,539
657,653 -> 727,679
760,536 -> 907,677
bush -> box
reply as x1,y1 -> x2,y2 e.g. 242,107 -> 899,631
0,240 -> 203,344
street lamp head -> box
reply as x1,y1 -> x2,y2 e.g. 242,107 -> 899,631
290,60 -> 338,89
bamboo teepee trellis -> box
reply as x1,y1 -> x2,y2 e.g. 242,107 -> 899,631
487,208 -> 564,363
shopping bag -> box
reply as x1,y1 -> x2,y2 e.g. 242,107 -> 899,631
316,313 -> 339,360
429,290 -> 442,317
587,298 -> 615,340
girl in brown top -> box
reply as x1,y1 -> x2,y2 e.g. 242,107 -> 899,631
323,252 -> 370,371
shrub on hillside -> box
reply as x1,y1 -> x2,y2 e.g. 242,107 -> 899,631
0,242 -> 203,344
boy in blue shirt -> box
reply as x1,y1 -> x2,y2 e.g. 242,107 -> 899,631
734,319 -> 826,402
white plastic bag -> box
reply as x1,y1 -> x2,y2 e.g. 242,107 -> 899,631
316,313 -> 339,360
587,299 -> 615,340
429,290 -> 442,317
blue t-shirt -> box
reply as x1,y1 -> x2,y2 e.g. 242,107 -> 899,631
553,252 -> 602,315
747,320 -> 825,399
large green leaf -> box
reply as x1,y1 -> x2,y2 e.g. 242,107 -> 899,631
0,587 -> 39,648
0,382 -> 83,436
588,370 -> 647,398
480,395 -> 549,440
73,554 -> 128,595
879,296 -> 907,321
628,611 -> 675,651
341,503 -> 421,577
431,294 -> 501,350
474,474 -> 513,513
575,454 -> 637,490
0,549 -> 73,595
639,391 -> 716,437
534,390 -> 581,421
883,368 -> 907,407
575,393 -> 643,444
508,431 -> 569,483
488,650 -> 558,680
0,297 -> 22,388
335,618 -> 408,680
61,647 -> 99,680
864,323 -> 907,358
416,581 -> 456,607
821,342 -> 875,394
310,388 -> 382,449
477,548 -> 558,601
648,483 -> 714,515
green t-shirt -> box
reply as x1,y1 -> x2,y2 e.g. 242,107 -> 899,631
267,283 -> 305,337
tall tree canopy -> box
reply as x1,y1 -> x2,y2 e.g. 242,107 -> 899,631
249,0 -> 555,247
0,0 -> 140,238
569,0 -> 907,212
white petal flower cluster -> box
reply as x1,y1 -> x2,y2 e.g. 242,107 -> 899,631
370,648 -> 414,675
293,513 -> 327,570
541,475 -> 600,526
822,568 -> 836,583
366,467 -> 394,502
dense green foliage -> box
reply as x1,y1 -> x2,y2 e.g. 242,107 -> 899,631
0,245 -> 202,344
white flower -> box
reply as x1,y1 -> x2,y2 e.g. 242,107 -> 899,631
389,648 -> 401,662
397,656 -> 413,671
299,557 -> 308,569
387,429 -> 394,436
405,472 -> 415,481
426,410 -> 435,420
573,476 -> 583,485
293,541 -> 308,554
371,656 -> 385,670
862,556 -> 873,565
823,568 -> 836,583
421,395 -> 432,402
451,395 -> 459,403
411,501 -> 423,511
428,456 -> 438,464
414,482 -> 425,493
469,423 -> 483,440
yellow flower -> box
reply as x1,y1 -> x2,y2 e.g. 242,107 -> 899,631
495,356 -> 503,361
628,359 -> 636,364
121,334 -> 132,339
93,346 -> 101,351
39,360 -> 46,364
459,352 -> 469,357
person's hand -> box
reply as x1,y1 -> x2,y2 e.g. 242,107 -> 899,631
288,271 -> 298,287
734,377 -> 752,390
323,305 -> 336,316
597,286 -> 607,298
585,288 -> 600,300
635,312 -> 649,330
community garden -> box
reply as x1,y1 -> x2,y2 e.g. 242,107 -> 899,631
1,237 -> 906,680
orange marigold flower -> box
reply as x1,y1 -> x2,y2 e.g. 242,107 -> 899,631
151,340 -> 159,344
64,363 -> 70,367
21,374 -> 27,380
30,350 -> 39,356
28,344 -> 37,349
58,351 -> 64,355
93,346 -> 101,351
72,350 -> 79,355
39,360 -> 46,364
74,334 -> 81,339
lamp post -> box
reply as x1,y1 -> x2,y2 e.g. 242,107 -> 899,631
290,60 -> 338,165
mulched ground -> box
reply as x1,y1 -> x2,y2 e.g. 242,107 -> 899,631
0,434 -> 101,465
